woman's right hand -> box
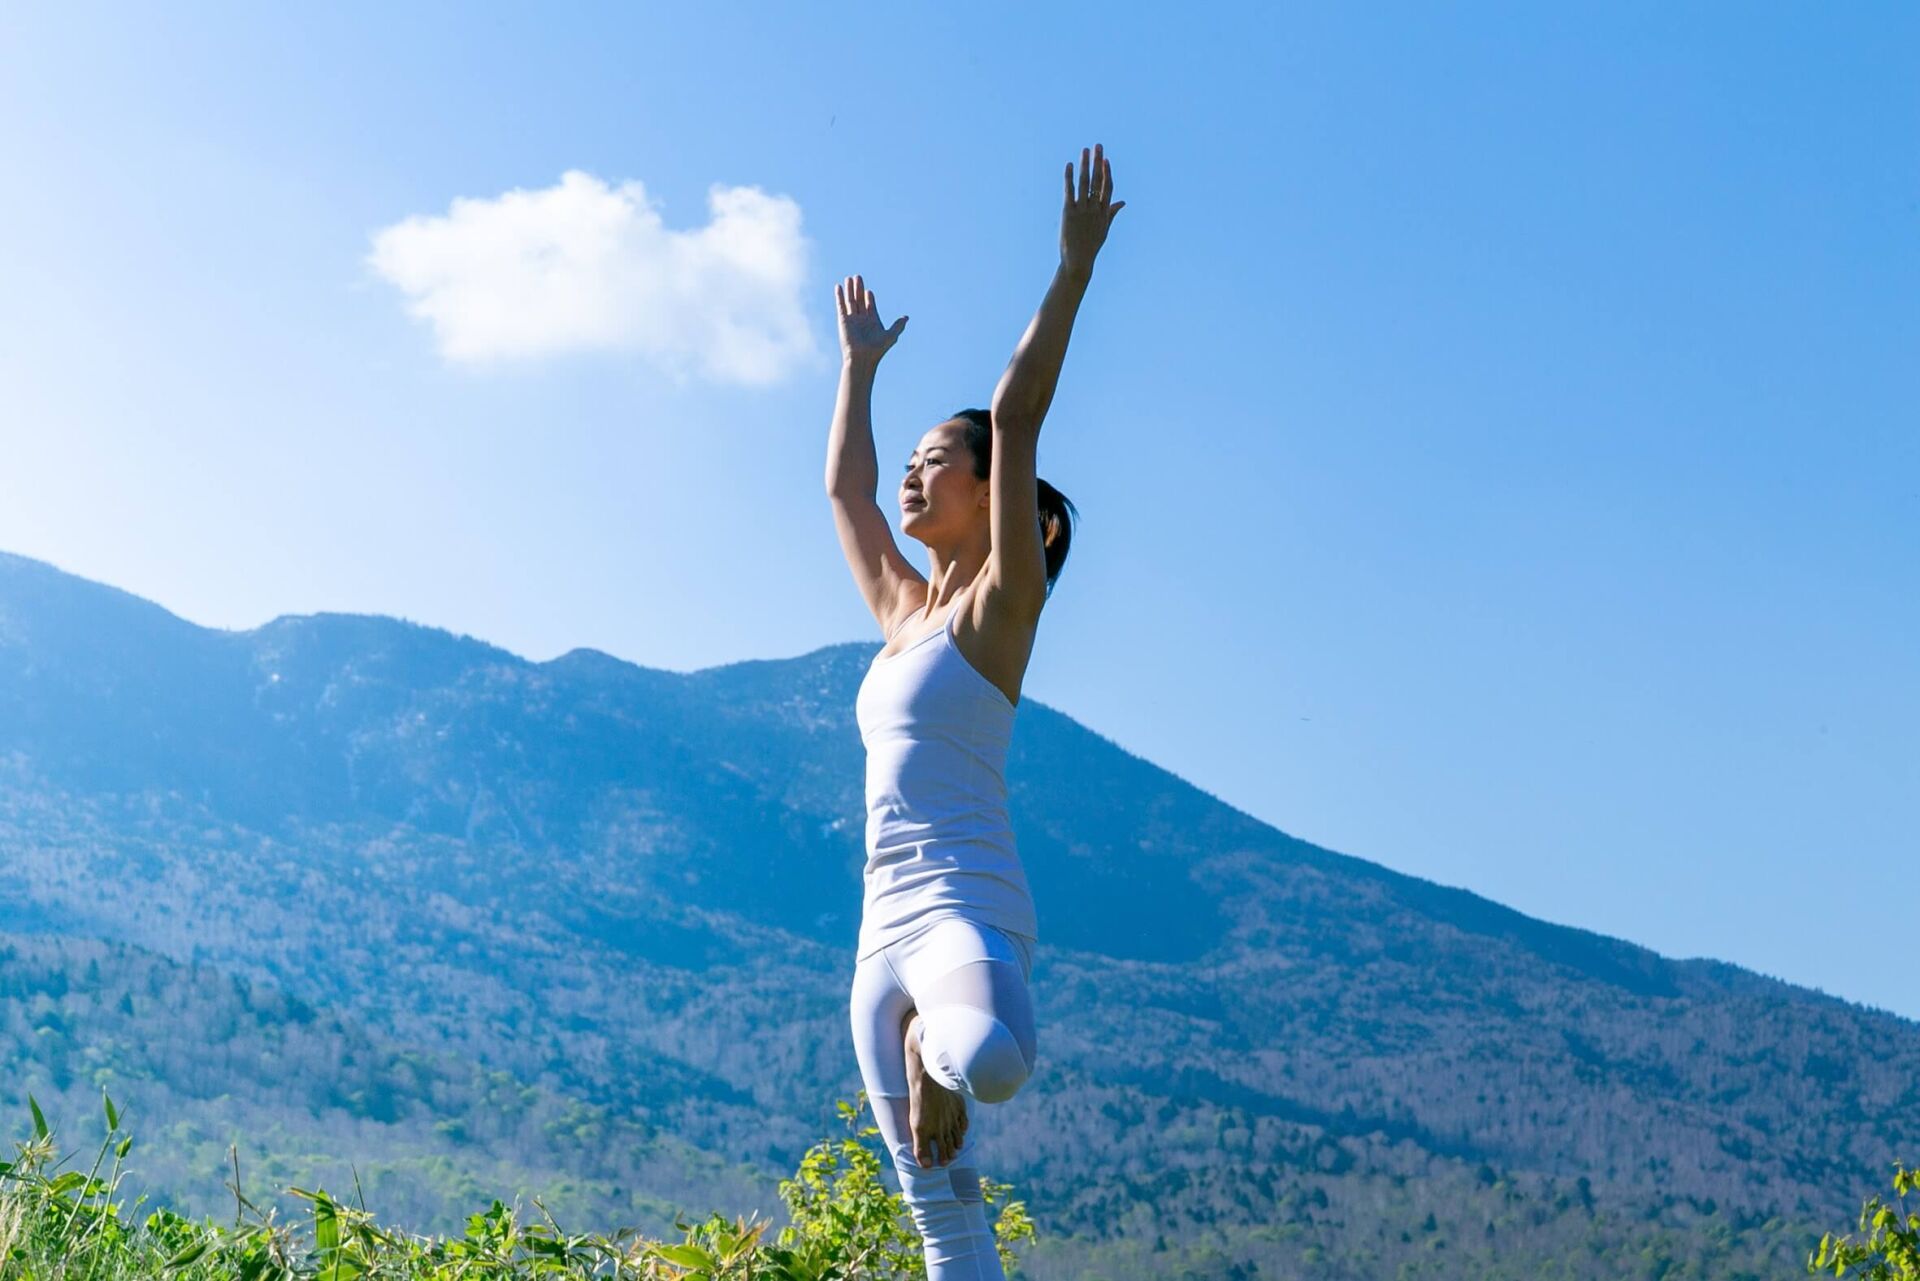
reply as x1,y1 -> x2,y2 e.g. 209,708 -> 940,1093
835,274 -> 908,367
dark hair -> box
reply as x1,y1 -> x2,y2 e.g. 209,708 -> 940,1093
951,408 -> 1077,595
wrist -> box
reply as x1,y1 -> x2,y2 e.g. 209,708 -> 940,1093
842,352 -> 883,375
1057,259 -> 1096,287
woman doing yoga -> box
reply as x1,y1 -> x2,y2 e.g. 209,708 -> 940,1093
824,144 -> 1124,1280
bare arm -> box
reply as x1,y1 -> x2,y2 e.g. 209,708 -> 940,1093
825,275 -> 924,636
982,145 -> 1124,618
990,145 -> 1125,434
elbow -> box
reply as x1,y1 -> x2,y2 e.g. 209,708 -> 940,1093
988,392 -> 1045,439
988,374 -> 1021,425
825,473 -> 872,503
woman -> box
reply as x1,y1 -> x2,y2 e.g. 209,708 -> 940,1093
824,144 -> 1124,1279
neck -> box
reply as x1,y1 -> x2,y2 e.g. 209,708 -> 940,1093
922,537 -> 991,613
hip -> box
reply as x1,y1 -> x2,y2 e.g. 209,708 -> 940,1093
856,909 -> 1036,983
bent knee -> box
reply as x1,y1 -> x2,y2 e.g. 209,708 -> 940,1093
968,1051 -> 1028,1103
924,1006 -> 1031,1104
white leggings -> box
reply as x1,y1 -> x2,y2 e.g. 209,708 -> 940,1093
849,917 -> 1037,1281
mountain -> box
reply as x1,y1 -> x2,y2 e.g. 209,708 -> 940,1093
0,549 -> 1908,1279
0,929 -> 761,1232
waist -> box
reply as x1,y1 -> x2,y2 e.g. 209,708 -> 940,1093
865,801 -> 1013,852
865,741 -> 1007,830
857,908 -> 1038,971
857,852 -> 1037,958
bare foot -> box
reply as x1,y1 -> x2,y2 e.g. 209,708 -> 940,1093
902,1008 -> 968,1167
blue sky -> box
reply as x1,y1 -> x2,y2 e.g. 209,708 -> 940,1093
1,5 -> 1913,1014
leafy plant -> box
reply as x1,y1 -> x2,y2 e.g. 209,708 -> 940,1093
0,1093 -> 1034,1279
1810,1164 -> 1920,1279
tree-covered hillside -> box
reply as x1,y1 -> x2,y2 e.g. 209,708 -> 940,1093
0,549 -> 1909,1279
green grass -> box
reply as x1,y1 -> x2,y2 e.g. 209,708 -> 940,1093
0,1093 -> 1034,1280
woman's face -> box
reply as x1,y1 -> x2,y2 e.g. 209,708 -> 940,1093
899,421 -> 986,542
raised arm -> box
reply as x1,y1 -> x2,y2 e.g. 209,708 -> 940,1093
989,145 -> 1125,434
825,275 -> 924,637
981,145 -> 1124,618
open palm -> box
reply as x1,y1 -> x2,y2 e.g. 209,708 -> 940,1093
835,274 -> 908,365
1061,143 -> 1125,275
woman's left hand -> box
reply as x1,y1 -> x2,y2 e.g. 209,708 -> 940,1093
1060,143 -> 1125,277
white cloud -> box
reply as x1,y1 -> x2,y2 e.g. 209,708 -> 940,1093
368,171 -> 814,384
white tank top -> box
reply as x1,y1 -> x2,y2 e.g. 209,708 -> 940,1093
853,587 -> 1038,959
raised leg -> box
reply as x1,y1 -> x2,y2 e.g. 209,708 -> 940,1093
911,957 -> 1036,1103
851,941 -> 1015,1280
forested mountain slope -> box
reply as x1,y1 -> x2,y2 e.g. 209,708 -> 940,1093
0,550 -> 1906,1279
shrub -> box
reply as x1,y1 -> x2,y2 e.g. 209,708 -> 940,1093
0,1091 -> 1035,1279
1810,1163 -> 1920,1280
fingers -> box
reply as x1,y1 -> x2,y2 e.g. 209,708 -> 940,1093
837,273 -> 910,347
1067,144 -> 1116,206
837,274 -> 874,317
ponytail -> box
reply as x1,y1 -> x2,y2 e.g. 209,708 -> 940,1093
1035,477 -> 1077,595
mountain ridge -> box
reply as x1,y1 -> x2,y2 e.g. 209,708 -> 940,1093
0,547 -> 1890,1005
0,546 -> 1910,1280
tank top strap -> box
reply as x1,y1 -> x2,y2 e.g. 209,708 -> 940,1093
882,586 -> 938,644
943,581 -> 975,640
890,579 -> 977,646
